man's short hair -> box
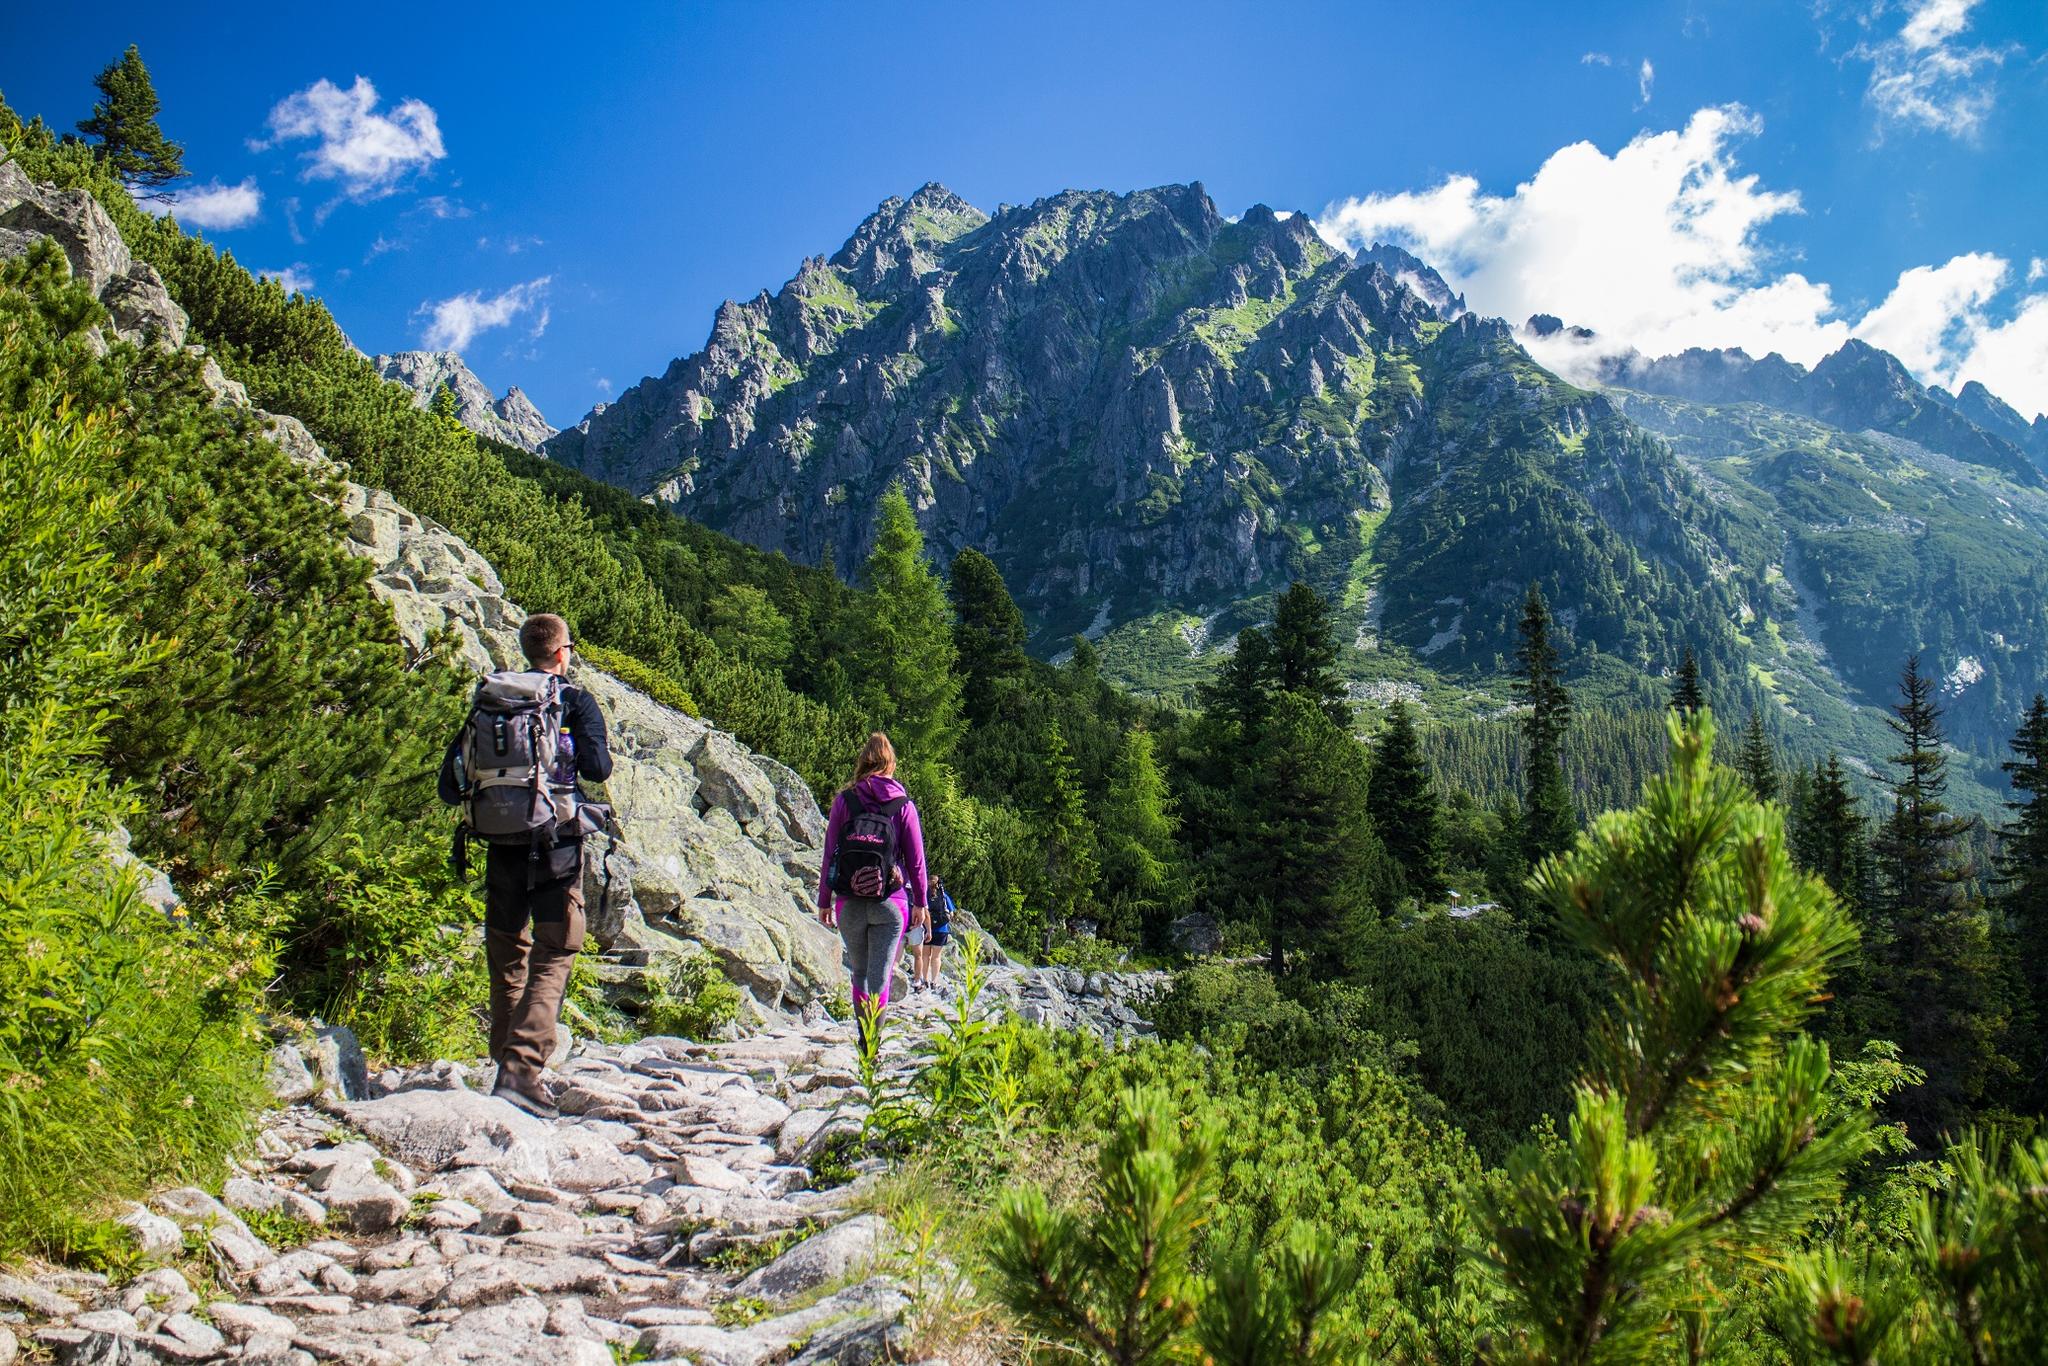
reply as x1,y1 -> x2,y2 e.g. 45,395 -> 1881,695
520,612 -> 570,666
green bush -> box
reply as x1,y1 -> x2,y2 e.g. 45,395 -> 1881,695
0,295 -> 266,1260
638,951 -> 744,1041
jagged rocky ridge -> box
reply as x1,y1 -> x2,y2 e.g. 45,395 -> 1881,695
545,182 -> 1755,682
1536,326 -> 2047,486
376,350 -> 557,454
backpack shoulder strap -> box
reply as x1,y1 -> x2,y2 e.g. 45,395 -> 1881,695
841,789 -> 866,818
875,795 -> 909,816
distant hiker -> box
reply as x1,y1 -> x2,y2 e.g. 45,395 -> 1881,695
912,875 -> 954,993
439,613 -> 613,1119
817,732 -> 928,1043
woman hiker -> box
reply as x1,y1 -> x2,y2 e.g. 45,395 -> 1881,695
817,732 -> 929,1045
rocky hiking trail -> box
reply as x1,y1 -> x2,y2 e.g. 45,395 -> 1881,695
3,980 -> 1161,1366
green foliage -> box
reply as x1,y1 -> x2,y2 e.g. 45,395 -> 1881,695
1997,694 -> 2048,1108
854,484 -> 965,776
1370,701 -> 1447,901
76,45 -> 185,195
988,1086 -> 1218,1364
1268,581 -> 1349,726
0,296 -> 265,1260
637,951 -> 744,1041
707,582 -> 794,671
219,835 -> 486,1063
1480,710 -> 1870,1359
577,642 -> 698,716
949,546 -> 1028,727
1869,657 -> 2010,1137
1097,728 -> 1184,945
1516,582 -> 1577,869
1037,722 -> 1101,936
1738,707 -> 1779,803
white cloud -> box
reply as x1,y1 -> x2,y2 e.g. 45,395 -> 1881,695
1314,105 -> 2048,420
1581,51 -> 1614,67
1852,252 -> 2006,376
415,195 -> 470,220
596,377 -> 613,395
261,76 -> 446,200
418,277 -> 552,353
1854,0 -> 2008,138
1950,294 -> 2048,418
1318,107 -> 1846,366
258,264 -> 314,294
1638,59 -> 1655,106
2028,258 -> 2046,284
140,177 -> 263,229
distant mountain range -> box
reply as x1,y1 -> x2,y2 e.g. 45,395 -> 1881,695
537,181 -> 2048,796
376,350 -> 557,453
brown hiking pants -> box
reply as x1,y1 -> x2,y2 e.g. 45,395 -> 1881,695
484,844 -> 586,1088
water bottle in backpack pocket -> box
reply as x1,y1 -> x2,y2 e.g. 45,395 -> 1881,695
828,791 -> 908,899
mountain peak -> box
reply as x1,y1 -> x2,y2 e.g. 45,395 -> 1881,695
375,350 -> 556,454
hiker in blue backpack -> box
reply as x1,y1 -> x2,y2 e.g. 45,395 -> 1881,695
817,731 -> 928,1045
913,875 -> 956,994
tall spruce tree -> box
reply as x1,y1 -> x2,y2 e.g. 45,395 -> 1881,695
1671,646 -> 1705,714
1996,693 -> 2048,1107
947,547 -> 1028,727
1515,583 -> 1575,868
1269,581 -> 1349,726
76,46 -> 185,198
1368,701 -> 1445,902
1251,693 -> 1385,975
854,484 -> 964,775
1039,721 -> 1101,938
1795,755 -> 1872,915
1200,626 -> 1275,732
1872,656 -> 2007,1137
1737,708 -> 1777,803
1099,728 -> 1182,945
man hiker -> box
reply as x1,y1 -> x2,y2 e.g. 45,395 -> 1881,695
438,612 -> 612,1118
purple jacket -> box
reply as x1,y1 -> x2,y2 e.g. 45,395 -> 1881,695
817,775 -> 928,918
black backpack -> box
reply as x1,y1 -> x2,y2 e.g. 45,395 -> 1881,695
829,790 -> 907,899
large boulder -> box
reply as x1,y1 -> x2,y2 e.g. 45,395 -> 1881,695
340,1089 -> 652,1192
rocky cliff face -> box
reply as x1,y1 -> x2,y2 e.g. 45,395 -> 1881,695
377,349 -> 557,453
545,182 -> 1756,679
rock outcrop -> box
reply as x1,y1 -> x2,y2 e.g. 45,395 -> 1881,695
376,349 -> 557,454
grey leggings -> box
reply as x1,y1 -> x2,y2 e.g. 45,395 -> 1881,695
837,897 -> 906,1008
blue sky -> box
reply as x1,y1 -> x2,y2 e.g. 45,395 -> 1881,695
5,0 -> 2046,423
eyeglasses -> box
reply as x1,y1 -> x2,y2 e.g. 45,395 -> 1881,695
559,641 -> 575,654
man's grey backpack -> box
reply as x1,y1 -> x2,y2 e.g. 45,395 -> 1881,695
455,671 -> 568,843
448,672 -> 614,867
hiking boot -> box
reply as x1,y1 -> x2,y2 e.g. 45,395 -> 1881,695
492,1075 -> 558,1120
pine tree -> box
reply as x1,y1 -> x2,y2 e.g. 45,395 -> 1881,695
949,547 -> 1028,726
1871,656 -> 2007,1137
1099,728 -> 1182,945
1251,694 -> 1385,975
1796,755 -> 1872,915
1996,693 -> 2048,1108
1200,626 -> 1275,732
1482,710 -> 1872,1357
76,46 -> 185,197
1269,581 -> 1349,726
1368,701 -> 1445,902
1515,583 -> 1575,868
1738,708 -> 1777,803
429,381 -> 462,422
1039,721 -> 1100,936
1671,646 -> 1704,714
854,484 -> 964,774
